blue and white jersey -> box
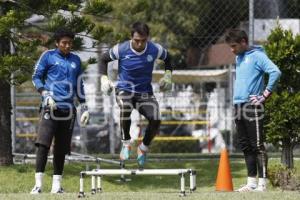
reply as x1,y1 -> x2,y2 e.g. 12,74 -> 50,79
109,40 -> 168,93
233,46 -> 281,104
32,49 -> 86,109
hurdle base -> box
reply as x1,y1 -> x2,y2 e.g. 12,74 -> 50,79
116,177 -> 132,182
78,191 -> 85,198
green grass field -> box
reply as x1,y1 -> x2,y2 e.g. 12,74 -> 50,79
0,156 -> 299,200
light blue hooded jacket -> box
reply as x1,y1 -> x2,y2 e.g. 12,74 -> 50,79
233,46 -> 281,104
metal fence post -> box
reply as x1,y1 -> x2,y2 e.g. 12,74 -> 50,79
249,0 -> 254,46
228,64 -> 234,153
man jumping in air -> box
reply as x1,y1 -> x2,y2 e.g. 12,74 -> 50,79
99,22 -> 172,168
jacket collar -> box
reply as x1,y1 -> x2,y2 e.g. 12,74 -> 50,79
55,48 -> 71,58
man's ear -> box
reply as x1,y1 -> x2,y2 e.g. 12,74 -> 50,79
241,38 -> 248,45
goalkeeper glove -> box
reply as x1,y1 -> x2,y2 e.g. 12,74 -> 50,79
101,75 -> 114,95
159,70 -> 172,92
42,90 -> 56,110
249,89 -> 271,105
80,104 -> 89,127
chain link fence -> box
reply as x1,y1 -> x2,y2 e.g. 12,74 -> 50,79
13,0 -> 300,155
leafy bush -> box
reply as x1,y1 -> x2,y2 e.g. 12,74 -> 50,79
268,164 -> 300,190
264,24 -> 300,168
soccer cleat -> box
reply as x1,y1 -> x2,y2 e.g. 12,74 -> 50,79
30,186 -> 42,194
119,145 -> 132,161
235,184 -> 256,192
51,187 -> 64,194
137,145 -> 147,168
254,184 -> 266,192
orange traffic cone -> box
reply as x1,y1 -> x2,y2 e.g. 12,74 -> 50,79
215,148 -> 233,191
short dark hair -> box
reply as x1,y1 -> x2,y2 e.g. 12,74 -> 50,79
53,27 -> 75,42
225,29 -> 248,43
131,22 -> 150,37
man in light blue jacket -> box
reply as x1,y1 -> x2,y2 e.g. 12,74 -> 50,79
225,29 -> 281,192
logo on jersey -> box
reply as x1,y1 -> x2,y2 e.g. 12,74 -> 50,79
147,55 -> 153,62
123,55 -> 131,60
71,62 -> 76,69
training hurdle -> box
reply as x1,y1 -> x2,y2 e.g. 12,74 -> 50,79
78,168 -> 196,198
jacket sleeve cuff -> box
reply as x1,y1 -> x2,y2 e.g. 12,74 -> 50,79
37,87 -> 45,94
78,98 -> 86,104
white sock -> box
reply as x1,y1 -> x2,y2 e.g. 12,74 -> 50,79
258,178 -> 266,186
35,172 -> 44,188
139,143 -> 149,152
122,139 -> 131,147
51,175 -> 62,191
247,177 -> 257,188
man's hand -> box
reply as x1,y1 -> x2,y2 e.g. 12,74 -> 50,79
80,104 -> 89,127
249,89 -> 271,105
42,90 -> 57,110
101,75 -> 114,95
159,70 -> 172,92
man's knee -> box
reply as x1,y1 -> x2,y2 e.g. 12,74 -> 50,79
240,143 -> 254,153
149,119 -> 161,129
242,144 -> 265,155
249,140 -> 266,154
36,144 -> 49,156
53,144 -> 70,156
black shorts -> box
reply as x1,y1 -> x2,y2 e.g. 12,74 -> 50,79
36,107 -> 76,155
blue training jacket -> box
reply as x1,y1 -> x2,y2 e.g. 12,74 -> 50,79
233,46 -> 281,105
109,40 -> 168,93
32,49 -> 86,109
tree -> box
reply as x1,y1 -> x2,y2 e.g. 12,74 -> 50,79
0,0 -> 113,166
264,25 -> 300,168
106,0 -> 248,68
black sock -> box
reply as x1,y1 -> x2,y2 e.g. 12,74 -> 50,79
36,145 -> 49,173
244,151 -> 257,177
53,153 -> 65,175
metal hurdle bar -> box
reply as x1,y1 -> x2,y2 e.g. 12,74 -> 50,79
13,152 -> 121,166
78,168 -> 196,198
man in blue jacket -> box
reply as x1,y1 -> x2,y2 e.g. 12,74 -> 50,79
225,29 -> 281,192
99,22 -> 172,168
31,28 -> 89,194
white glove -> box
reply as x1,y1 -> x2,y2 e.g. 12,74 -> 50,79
42,90 -> 57,110
80,104 -> 90,127
101,75 -> 114,95
159,70 -> 172,92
